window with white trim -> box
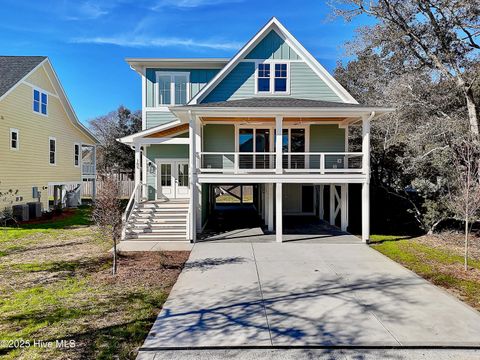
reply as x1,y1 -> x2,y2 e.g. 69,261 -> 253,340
74,143 -> 80,167
156,72 -> 189,106
49,137 -> 56,165
33,89 -> 48,115
10,128 -> 19,150
256,62 -> 289,94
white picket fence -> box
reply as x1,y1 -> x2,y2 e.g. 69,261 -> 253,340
48,180 -> 135,199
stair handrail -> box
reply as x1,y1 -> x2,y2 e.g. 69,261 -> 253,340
121,181 -> 143,241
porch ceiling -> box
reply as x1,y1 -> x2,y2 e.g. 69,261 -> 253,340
145,123 -> 189,138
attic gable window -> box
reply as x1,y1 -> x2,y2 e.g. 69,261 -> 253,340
33,89 -> 48,115
256,62 -> 289,94
156,72 -> 190,106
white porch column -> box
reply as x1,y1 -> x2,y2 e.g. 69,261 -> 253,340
275,182 -> 282,242
195,116 -> 202,232
319,184 -> 324,220
329,184 -> 335,225
188,112 -> 197,242
267,183 -> 274,232
134,144 -> 141,202
275,116 -> 283,174
341,184 -> 348,231
362,114 -> 372,242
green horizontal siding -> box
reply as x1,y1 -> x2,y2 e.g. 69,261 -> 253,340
245,30 -> 300,60
145,111 -> 178,129
290,62 -> 341,102
202,62 -> 255,103
145,68 -> 219,107
202,124 -> 235,169
310,124 -> 345,169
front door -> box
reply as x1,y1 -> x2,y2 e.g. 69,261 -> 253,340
156,160 -> 190,199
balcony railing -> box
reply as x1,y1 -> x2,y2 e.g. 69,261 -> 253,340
82,163 -> 96,176
199,152 -> 363,174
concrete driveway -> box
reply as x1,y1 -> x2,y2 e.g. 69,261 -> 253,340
139,241 -> 480,352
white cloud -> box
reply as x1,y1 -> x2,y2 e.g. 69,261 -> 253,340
63,1 -> 111,21
152,0 -> 243,10
72,34 -> 241,50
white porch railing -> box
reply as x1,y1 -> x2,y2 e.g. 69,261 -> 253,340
198,152 -> 363,174
82,163 -> 95,176
200,152 -> 276,173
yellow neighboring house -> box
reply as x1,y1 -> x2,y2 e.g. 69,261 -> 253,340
0,56 -> 98,214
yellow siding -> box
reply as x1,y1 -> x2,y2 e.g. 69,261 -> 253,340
0,67 -> 94,212
25,65 -> 56,94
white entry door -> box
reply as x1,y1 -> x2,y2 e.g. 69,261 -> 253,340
156,160 -> 190,199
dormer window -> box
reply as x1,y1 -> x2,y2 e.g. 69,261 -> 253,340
256,62 -> 289,94
156,72 -> 190,106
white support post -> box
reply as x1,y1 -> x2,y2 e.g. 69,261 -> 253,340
195,116 -> 202,232
134,144 -> 141,202
341,184 -> 348,231
188,112 -> 196,242
362,114 -> 372,242
267,183 -> 274,232
319,184 -> 324,220
275,116 -> 283,174
275,182 -> 282,242
329,184 -> 335,225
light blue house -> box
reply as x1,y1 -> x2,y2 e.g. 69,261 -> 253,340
119,17 -> 392,247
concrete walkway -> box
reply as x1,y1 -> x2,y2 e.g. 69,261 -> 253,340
138,241 -> 480,356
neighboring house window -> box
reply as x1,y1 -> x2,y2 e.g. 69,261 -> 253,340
49,137 -> 56,165
10,128 -> 19,150
74,143 -> 80,167
33,89 -> 48,115
156,72 -> 190,106
256,62 -> 289,94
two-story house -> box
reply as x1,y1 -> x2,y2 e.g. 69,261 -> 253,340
0,56 -> 98,214
119,18 -> 393,246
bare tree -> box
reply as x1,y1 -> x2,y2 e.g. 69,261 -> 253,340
331,0 -> 480,134
448,137 -> 480,270
92,177 -> 123,275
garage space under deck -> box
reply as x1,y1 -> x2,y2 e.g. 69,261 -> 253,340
198,184 -> 359,244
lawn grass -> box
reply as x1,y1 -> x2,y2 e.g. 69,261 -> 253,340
371,235 -> 480,310
0,206 -> 189,359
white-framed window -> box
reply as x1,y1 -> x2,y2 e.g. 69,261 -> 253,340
10,128 -> 19,150
49,137 -> 56,165
156,72 -> 190,106
33,89 -> 48,115
255,61 -> 289,94
74,143 -> 80,167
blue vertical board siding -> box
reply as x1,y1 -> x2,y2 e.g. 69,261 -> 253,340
145,68 -> 219,107
202,62 -> 255,103
245,30 -> 300,60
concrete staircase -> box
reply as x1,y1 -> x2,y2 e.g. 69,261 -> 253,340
124,200 -> 189,241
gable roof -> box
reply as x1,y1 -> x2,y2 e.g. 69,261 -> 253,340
0,56 -> 98,144
0,56 -> 46,98
189,17 -> 358,105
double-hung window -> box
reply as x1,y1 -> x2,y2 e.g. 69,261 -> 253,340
49,137 -> 56,165
156,72 -> 189,106
74,144 -> 80,167
256,62 -> 289,94
33,89 -> 48,115
10,129 -> 19,150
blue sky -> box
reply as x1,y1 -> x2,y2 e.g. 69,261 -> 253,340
0,0 -> 368,125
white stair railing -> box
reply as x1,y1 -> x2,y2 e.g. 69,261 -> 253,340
121,182 -> 143,241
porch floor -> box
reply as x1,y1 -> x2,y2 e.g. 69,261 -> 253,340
199,204 -> 360,244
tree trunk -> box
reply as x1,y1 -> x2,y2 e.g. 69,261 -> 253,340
465,217 -> 469,271
112,240 -> 117,275
465,86 -> 479,135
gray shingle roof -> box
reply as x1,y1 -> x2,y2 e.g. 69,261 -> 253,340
0,56 -> 47,98
183,97 -> 374,108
